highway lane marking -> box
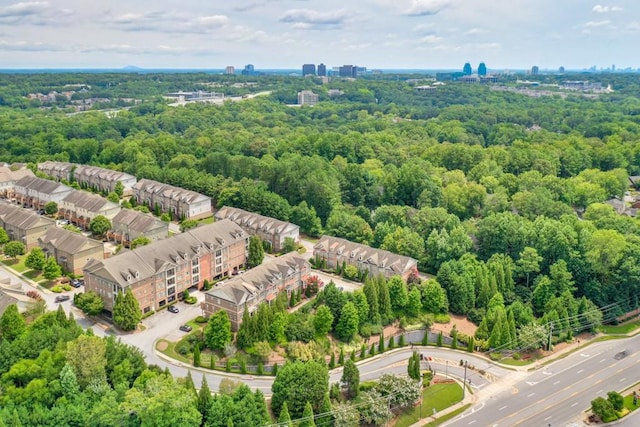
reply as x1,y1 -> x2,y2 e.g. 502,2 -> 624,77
571,402 -> 579,407
499,406 -> 507,411
468,420 -> 476,425
587,373 -> 595,379
577,369 -> 584,374
580,353 -> 590,357
600,358 -> 606,363
553,380 -> 560,385
620,377 -> 627,382
597,389 -> 603,394
617,368 -> 625,374
527,392 -> 535,397
544,416 -> 552,421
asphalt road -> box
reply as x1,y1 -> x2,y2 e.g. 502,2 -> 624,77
446,334 -> 640,427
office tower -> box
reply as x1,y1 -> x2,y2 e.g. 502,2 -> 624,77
241,64 -> 255,76
224,66 -> 235,75
339,65 -> 357,78
317,63 -> 327,77
478,62 -> 487,76
558,66 -> 565,73
463,62 -> 472,75
297,90 -> 319,105
302,64 -> 316,76
531,65 -> 539,75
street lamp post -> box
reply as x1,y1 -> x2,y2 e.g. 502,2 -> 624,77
445,360 -> 448,378
462,360 -> 468,399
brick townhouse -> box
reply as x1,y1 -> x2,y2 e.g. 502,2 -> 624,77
133,179 -> 212,220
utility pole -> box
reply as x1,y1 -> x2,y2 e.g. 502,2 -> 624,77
462,360 -> 468,399
548,321 -> 554,351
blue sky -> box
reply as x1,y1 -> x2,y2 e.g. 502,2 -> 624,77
0,0 -> 637,70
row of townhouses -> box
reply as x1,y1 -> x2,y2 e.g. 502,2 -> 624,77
38,162 -> 212,220
214,206 -> 300,252
203,252 -> 311,331
83,219 -> 249,315
132,179 -> 212,221
313,235 -> 418,282
0,201 -> 104,274
38,161 -> 137,196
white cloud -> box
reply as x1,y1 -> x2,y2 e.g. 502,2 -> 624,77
419,34 -> 443,43
464,28 -> 488,36
106,10 -> 228,33
0,38 -> 60,51
279,8 -> 348,29
584,20 -> 611,28
592,5 -> 623,13
0,1 -> 48,19
403,0 -> 455,17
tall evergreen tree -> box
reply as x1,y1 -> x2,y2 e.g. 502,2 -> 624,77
278,402 -> 293,427
377,277 -> 393,324
247,235 -> 265,267
112,288 -> 141,331
300,402 -> 316,427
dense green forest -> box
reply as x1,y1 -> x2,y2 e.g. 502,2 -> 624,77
2,71 -> 640,424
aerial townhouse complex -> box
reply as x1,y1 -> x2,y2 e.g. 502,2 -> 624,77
59,190 -> 120,229
38,161 -> 137,196
0,166 -> 35,198
313,235 -> 418,282
214,206 -> 300,253
133,178 -> 212,220
10,175 -> 73,210
203,252 -> 311,331
83,219 -> 248,314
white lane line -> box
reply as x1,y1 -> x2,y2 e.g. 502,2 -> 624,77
577,369 -> 584,374
600,358 -> 606,363
499,406 -> 507,411
580,353 -> 590,357
527,393 -> 535,397
553,380 -> 560,385
620,378 -> 627,382
571,402 -> 579,407
597,389 -> 603,394
468,420 -> 477,425
544,416 -> 552,421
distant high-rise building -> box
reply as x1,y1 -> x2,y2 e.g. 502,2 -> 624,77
225,66 -> 235,75
558,66 -> 565,74
297,90 -> 319,106
531,65 -> 539,75
478,62 -> 487,76
339,65 -> 357,78
241,64 -> 255,76
302,64 -> 316,76
463,62 -> 472,75
317,63 -> 327,77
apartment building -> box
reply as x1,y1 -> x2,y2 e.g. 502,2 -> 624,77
203,252 -> 310,330
37,161 -> 73,182
83,219 -> 248,314
214,206 -> 299,253
38,227 -> 105,275
107,209 -> 169,246
313,235 -> 418,282
132,179 -> 212,220
0,201 -> 56,249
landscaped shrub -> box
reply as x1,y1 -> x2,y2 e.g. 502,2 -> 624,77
512,352 -> 521,360
195,315 -> 207,323
51,286 -> 63,293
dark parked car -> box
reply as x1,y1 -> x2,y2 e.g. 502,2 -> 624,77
179,325 -> 192,332
55,295 -> 70,303
167,305 -> 179,313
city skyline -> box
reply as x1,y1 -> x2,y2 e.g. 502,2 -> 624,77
0,0 -> 638,70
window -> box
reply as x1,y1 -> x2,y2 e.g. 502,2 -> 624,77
167,268 -> 175,277
167,277 -> 176,286
192,266 -> 199,275
192,275 -> 199,285
215,249 -> 222,257
192,258 -> 199,267
168,286 -> 176,296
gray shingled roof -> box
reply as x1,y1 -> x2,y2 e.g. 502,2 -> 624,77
38,227 -> 103,254
62,190 -> 119,214
15,176 -> 72,195
133,179 -> 210,204
75,165 -> 135,183
207,252 -> 307,304
0,201 -> 56,229
0,167 -> 34,184
215,206 -> 299,235
314,235 -> 417,273
84,219 -> 247,287
112,209 -> 166,233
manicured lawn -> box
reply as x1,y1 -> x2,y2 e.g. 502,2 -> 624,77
155,339 -> 191,364
500,357 -> 535,366
23,270 -> 43,281
394,382 -> 463,427
600,320 -> 640,335
1,255 -> 28,273
623,394 -> 640,412
198,217 -> 215,225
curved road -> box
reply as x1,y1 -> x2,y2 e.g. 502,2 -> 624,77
4,265 -> 639,425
